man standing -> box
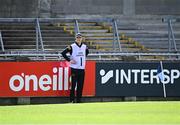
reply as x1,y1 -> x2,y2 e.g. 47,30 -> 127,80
61,33 -> 89,103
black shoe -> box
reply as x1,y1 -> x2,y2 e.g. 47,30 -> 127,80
76,100 -> 81,103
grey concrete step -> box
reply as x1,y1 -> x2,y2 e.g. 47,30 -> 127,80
3,37 -> 74,41
123,33 -> 180,39
2,34 -> 36,37
61,22 -> 97,26
4,45 -> 70,49
91,46 -> 141,52
137,23 -> 180,29
144,45 -> 171,49
134,38 -> 180,41
98,22 -> 139,30
143,44 -> 180,49
120,30 -> 171,34
83,33 -> 113,37
86,39 -> 113,42
41,32 -> 72,35
123,33 -> 168,38
147,48 -> 175,52
0,27 -> 35,30
87,40 -> 130,45
3,41 -> 73,45
86,37 -> 113,40
69,29 -> 109,33
91,44 -> 135,48
2,33 -> 72,37
4,45 -> 36,49
4,41 -> 36,45
2,30 -> 66,33
62,25 -> 104,30
2,30 -> 35,33
41,30 -> 68,33
3,37 -> 35,41
0,26 -> 64,30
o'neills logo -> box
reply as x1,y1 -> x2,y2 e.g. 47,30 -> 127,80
9,67 -> 70,92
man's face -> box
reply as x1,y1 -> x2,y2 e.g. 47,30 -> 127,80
76,36 -> 82,44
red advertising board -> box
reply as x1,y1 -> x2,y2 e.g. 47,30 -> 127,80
0,61 -> 95,97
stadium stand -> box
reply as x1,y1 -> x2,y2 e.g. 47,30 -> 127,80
0,22 -> 74,51
117,17 -> 180,53
0,18 -> 180,61
59,22 -> 142,52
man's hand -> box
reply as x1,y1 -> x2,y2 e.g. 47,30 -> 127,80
70,60 -> 76,64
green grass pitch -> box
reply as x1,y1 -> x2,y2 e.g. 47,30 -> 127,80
0,101 -> 180,125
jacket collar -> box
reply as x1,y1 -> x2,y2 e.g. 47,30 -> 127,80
75,42 -> 82,48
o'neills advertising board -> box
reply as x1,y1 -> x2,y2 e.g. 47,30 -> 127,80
0,61 -> 95,97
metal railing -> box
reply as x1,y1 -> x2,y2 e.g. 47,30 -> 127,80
0,31 -> 4,52
0,51 -> 180,61
36,18 -> 45,59
112,19 -> 122,52
162,17 -> 179,52
74,19 -> 80,34
36,18 -> 44,51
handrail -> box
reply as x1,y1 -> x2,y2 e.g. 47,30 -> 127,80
36,18 -> 45,59
35,20 -> 39,51
169,19 -> 177,52
74,19 -> 80,34
113,19 -> 122,52
0,51 -> 179,57
36,18 -> 44,51
0,31 -> 4,52
162,17 -> 178,52
162,17 -> 180,23
0,52 -> 180,61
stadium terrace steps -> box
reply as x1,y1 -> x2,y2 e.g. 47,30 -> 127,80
0,20 -> 154,55
1,18 -> 179,60
62,22 -> 143,52
117,17 -> 180,53
0,23 -> 75,51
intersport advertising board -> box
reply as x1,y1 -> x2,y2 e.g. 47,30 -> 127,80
96,62 -> 180,97
0,61 -> 95,97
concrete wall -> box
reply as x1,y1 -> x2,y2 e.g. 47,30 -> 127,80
51,0 -> 180,17
0,0 -> 39,17
136,0 -> 180,15
51,0 -> 123,17
0,0 -> 180,17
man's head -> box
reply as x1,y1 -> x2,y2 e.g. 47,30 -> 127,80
75,33 -> 82,45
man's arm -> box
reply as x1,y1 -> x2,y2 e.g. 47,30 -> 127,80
61,46 -> 72,61
86,46 -> 89,56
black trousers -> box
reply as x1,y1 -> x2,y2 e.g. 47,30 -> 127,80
70,68 -> 85,103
